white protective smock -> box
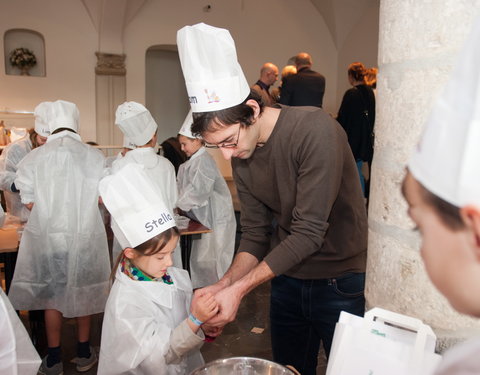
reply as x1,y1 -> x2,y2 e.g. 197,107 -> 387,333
433,337 -> 480,374
0,136 -> 33,222
0,289 -> 41,375
176,147 -> 236,288
111,148 -> 181,264
98,266 -> 204,375
8,131 -> 111,317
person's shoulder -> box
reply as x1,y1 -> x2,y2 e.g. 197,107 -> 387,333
197,149 -> 216,164
276,107 -> 336,142
85,143 -> 106,158
4,137 -> 31,156
168,267 -> 193,291
156,153 -> 176,170
251,82 -> 261,90
436,338 -> 480,375
281,105 -> 331,124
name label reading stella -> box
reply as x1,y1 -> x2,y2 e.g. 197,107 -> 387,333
145,213 -> 173,232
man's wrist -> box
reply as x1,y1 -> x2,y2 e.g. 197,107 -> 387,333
216,274 -> 233,289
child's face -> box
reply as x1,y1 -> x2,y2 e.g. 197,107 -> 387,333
127,235 -> 178,278
178,135 -> 203,157
402,171 -> 480,316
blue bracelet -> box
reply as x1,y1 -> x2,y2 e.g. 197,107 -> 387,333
189,313 -> 203,326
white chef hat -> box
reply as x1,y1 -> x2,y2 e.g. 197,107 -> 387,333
177,23 -> 250,113
49,100 -> 79,133
99,163 -> 176,249
34,101 -> 52,137
123,135 -> 136,150
178,109 -> 199,139
409,18 -> 480,208
115,102 -> 157,147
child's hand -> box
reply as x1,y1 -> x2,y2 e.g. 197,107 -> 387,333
190,292 -> 218,323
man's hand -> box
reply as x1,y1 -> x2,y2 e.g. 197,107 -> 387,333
204,284 -> 242,327
192,281 -> 227,310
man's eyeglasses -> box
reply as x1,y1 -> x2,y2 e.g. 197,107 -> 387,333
204,125 -> 241,149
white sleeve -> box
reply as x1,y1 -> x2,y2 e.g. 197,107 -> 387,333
0,142 -> 29,192
14,152 -> 37,204
176,160 -> 215,212
165,319 -> 204,364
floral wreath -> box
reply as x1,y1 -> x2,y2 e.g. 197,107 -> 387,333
9,47 -> 37,69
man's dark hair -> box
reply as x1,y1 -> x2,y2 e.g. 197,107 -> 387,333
191,89 -> 264,136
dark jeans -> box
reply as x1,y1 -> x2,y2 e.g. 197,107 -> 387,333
270,272 -> 365,375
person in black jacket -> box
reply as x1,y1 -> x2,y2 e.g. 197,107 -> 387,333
336,62 -> 376,197
279,52 -> 326,107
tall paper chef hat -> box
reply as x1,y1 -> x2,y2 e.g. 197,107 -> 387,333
177,23 -> 250,113
115,102 -> 158,146
99,163 -> 176,249
178,109 -> 199,139
409,18 -> 480,208
34,101 -> 52,137
49,100 -> 79,133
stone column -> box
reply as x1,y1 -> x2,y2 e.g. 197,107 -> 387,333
95,52 -> 126,154
367,0 -> 480,351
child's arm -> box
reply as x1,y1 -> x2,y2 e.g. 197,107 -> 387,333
164,293 -> 218,365
186,292 -> 218,334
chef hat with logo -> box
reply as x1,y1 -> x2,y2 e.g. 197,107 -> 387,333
99,163 -> 176,249
34,101 -> 52,137
177,23 -> 250,113
409,18 -> 480,208
178,109 -> 199,139
115,102 -> 158,147
49,100 -> 79,133
123,135 -> 136,150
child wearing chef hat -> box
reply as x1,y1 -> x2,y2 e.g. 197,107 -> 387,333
0,101 -> 51,222
403,18 -> 480,374
10,100 -> 110,374
112,101 -> 181,266
176,110 -> 236,289
97,163 -> 218,375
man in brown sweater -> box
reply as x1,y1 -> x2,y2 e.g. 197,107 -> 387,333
192,94 -> 367,374
178,23 -> 367,375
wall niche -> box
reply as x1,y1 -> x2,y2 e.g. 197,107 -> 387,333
4,29 -> 46,77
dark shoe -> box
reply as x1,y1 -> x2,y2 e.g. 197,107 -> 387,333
38,356 -> 63,375
70,347 -> 97,372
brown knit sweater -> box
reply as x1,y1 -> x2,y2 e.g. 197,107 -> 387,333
232,105 -> 367,279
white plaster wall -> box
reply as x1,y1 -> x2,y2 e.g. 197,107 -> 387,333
124,0 -> 339,114
0,0 -> 98,141
368,0 -> 480,351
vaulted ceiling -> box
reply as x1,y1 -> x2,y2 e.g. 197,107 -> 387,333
310,0 -> 379,49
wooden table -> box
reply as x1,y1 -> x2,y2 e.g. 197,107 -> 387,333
0,226 -> 20,293
179,219 -> 212,275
